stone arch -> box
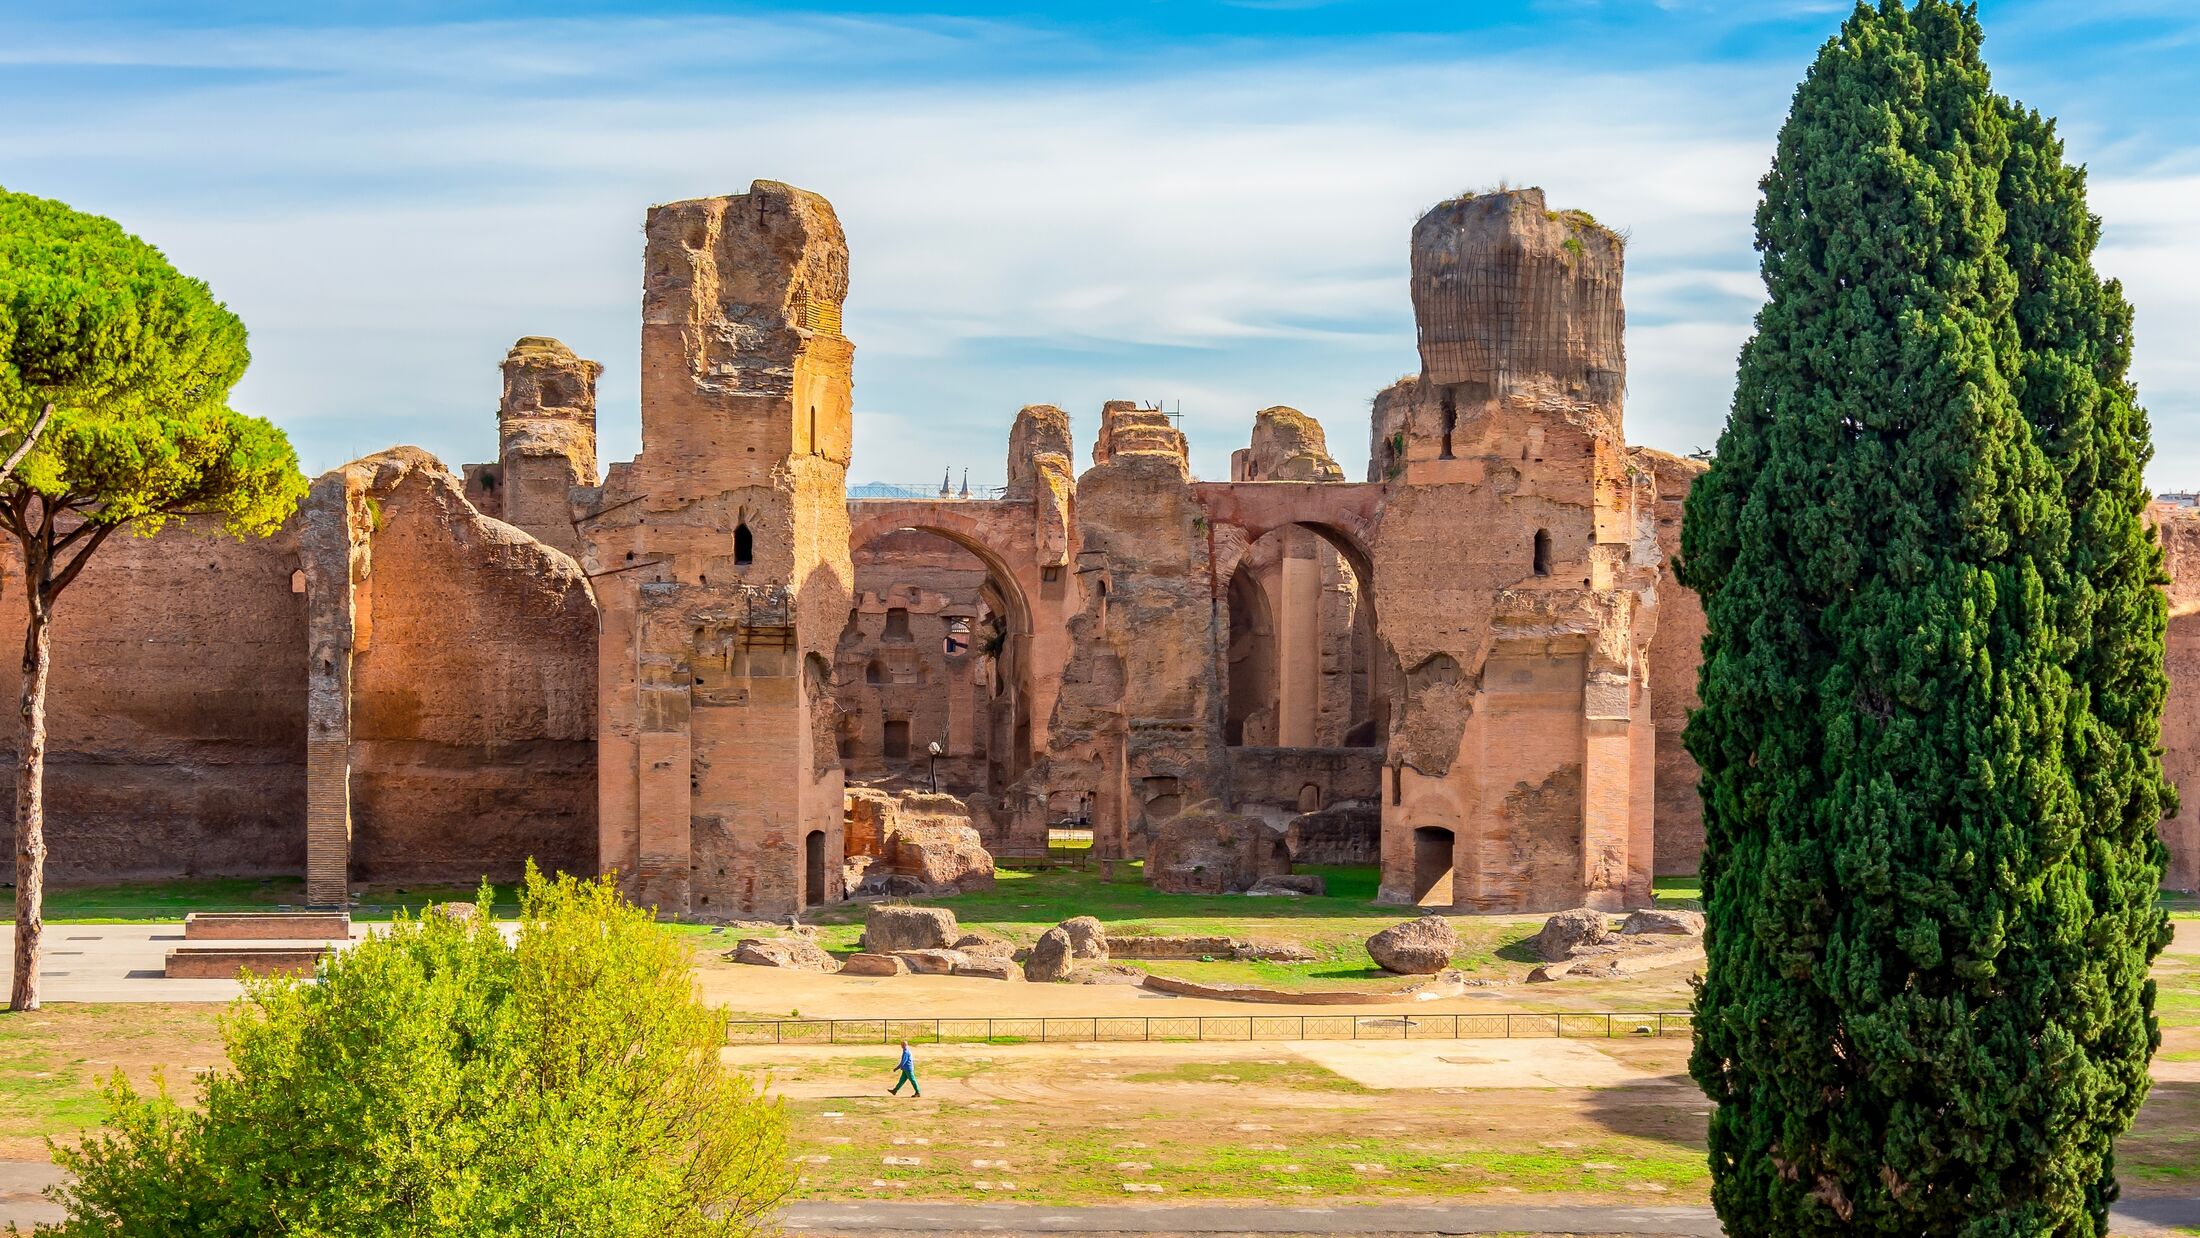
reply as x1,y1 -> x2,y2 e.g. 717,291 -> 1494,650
842,507 -> 1045,797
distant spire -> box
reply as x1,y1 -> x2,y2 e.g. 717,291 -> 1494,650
940,467 -> 951,498
959,468 -> 971,499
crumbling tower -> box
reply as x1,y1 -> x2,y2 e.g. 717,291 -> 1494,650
575,180 -> 855,917
468,337 -> 601,559
1369,187 -> 1657,912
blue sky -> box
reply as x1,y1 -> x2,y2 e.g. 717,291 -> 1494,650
4,0 -> 2196,487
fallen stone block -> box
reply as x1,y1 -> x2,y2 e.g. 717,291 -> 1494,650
862,905 -> 959,953
1023,926 -> 1075,982
1246,874 -> 1326,897
1531,909 -> 1615,961
1367,915 -> 1459,975
838,952 -> 907,977
1620,908 -> 1705,936
1059,915 -> 1107,960
894,949 -> 969,975
951,957 -> 1020,981
730,937 -> 838,971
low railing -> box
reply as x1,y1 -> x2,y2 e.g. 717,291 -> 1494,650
990,845 -> 1091,871
726,1010 -> 1693,1045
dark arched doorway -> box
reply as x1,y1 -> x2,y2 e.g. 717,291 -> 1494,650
803,829 -> 827,907
1412,825 -> 1455,906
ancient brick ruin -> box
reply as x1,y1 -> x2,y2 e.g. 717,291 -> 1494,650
4,179 -> 2196,913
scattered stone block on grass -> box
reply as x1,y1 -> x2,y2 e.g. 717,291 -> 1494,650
1530,908 -> 1614,961
1366,915 -> 1459,974
1620,907 -> 1705,936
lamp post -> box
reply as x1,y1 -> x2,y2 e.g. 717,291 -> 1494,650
927,740 -> 943,794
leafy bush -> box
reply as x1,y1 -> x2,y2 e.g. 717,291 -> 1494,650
41,866 -> 789,1237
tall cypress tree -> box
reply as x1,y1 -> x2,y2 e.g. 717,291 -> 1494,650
1679,1 -> 2113,1231
1997,100 -> 2173,1225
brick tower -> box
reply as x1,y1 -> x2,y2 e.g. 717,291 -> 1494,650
576,180 -> 855,917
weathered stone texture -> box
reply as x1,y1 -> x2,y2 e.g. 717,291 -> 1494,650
342,449 -> 597,883
1529,907 -> 1614,961
1633,448 -> 1708,876
0,522 -> 307,880
1366,915 -> 1459,974
578,180 -> 854,918
2154,505 -> 2200,892
1023,925 -> 1075,982
1145,803 -> 1292,895
861,905 -> 958,953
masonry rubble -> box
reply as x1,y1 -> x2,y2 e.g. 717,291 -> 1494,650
10,179 -> 2196,916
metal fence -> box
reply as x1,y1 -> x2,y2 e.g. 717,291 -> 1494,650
726,1010 -> 1692,1046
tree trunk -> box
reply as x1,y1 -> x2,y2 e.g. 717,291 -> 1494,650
9,570 -> 50,1010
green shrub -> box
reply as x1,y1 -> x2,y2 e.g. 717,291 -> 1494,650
40,866 -> 789,1237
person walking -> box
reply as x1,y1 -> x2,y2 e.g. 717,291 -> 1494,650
890,1040 -> 920,1097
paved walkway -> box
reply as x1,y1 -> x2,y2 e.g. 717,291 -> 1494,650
5,1161 -> 2194,1237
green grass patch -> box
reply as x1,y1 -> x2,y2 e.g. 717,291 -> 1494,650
1119,1059 -> 1369,1093
781,1095 -> 1710,1205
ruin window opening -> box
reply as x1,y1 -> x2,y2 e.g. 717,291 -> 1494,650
882,718 -> 911,759
1533,528 -> 1551,577
883,607 -> 912,642
734,522 -> 754,566
1439,388 -> 1457,459
1392,766 -> 1402,805
809,406 -> 819,455
944,617 -> 972,656
865,659 -> 884,684
1298,783 -> 1322,812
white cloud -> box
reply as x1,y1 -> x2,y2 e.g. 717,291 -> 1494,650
0,12 -> 2191,489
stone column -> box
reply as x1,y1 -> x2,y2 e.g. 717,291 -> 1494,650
299,471 -> 368,907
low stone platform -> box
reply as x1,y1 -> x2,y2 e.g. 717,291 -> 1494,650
183,911 -> 352,941
165,945 -> 329,979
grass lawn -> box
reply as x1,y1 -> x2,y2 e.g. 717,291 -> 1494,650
0,1004 -> 226,1159
2,877 -> 520,924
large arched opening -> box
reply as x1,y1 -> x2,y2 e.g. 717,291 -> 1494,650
1223,520 -> 1386,751
833,521 -> 1037,809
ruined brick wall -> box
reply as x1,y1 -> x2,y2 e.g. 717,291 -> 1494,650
1038,403 -> 1217,858
1635,448 -> 1708,875
344,449 -> 597,883
0,525 -> 307,880
2150,506 -> 2200,892
1226,746 -> 1382,816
